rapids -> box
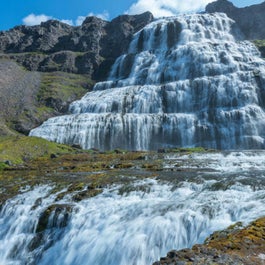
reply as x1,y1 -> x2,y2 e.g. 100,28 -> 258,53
1,151 -> 265,265
30,13 -> 265,150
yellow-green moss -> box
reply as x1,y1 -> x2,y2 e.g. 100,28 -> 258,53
170,147 -> 208,153
0,136 -> 75,164
38,72 -> 94,104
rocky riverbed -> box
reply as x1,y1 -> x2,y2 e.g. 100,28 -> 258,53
1,144 -> 265,264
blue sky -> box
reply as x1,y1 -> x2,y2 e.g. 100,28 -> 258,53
0,0 -> 263,31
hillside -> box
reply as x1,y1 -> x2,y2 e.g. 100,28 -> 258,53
0,60 -> 92,135
0,12 -> 153,136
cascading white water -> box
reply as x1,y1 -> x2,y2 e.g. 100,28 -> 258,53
1,151 -> 265,265
30,13 -> 265,150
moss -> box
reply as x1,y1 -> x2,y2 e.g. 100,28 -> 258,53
34,106 -> 55,119
0,162 -> 8,171
0,136 -> 75,164
170,147 -> 208,153
72,189 -> 102,202
253,39 -> 265,47
38,71 -> 93,104
253,40 -> 265,59
36,204 -> 73,233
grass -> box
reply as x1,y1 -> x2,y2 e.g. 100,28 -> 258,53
0,136 -> 75,165
168,147 -> 208,153
38,71 -> 94,104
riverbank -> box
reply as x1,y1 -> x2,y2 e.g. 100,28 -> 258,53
1,137 -> 265,264
154,217 -> 265,265
0,135 -> 209,205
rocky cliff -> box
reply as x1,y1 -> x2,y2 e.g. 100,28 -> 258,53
206,0 -> 265,40
0,12 -> 153,135
0,12 -> 153,80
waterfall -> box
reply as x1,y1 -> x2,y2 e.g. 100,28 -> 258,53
1,151 -> 265,265
30,13 -> 265,150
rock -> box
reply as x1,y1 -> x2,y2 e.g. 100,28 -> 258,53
0,12 -> 153,80
206,0 -> 265,40
4,160 -> 12,166
50,153 -> 57,159
102,12 -> 154,58
154,217 -> 265,265
71,144 -> 82,149
157,149 -> 166,153
36,204 -> 73,233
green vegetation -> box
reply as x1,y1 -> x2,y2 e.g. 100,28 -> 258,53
168,147 -> 209,153
253,39 -> 265,47
253,40 -> 265,58
38,71 -> 94,105
0,136 -> 75,165
0,162 -> 8,170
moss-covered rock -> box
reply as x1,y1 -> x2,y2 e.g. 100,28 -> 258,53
36,204 -> 73,233
154,217 -> 265,265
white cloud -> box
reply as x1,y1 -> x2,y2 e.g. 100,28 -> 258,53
75,16 -> 86,26
88,10 -> 110,21
127,0 -> 213,17
23,14 -> 52,26
60,19 -> 74,26
23,10 -> 109,28
23,14 -> 74,26
76,10 -> 110,26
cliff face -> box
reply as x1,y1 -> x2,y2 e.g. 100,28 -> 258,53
0,12 -> 153,136
0,12 -> 154,80
206,0 -> 265,40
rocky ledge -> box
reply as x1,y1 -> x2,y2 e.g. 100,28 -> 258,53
154,218 -> 265,265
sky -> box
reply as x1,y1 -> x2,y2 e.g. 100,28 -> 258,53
0,0 -> 264,31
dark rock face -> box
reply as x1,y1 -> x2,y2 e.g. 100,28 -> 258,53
206,0 -> 265,40
0,12 -> 154,80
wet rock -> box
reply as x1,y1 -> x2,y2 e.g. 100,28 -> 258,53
36,204 -> 73,233
72,189 -> 102,202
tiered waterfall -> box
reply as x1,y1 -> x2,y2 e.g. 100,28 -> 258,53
30,13 -> 265,150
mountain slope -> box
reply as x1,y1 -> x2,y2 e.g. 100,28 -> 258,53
0,12 -> 153,136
